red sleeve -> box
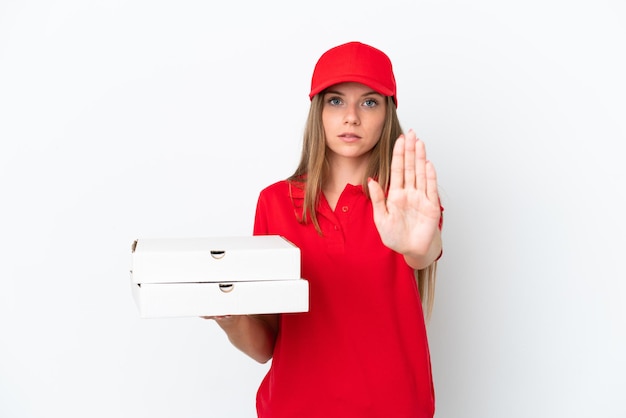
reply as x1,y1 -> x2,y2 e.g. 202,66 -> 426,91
253,191 -> 269,236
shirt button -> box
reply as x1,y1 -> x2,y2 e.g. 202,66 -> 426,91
341,206 -> 349,213
334,225 -> 339,231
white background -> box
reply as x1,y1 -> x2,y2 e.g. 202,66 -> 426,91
1,1 -> 624,417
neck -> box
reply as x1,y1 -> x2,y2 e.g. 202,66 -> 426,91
325,155 -> 368,192
322,155 -> 369,211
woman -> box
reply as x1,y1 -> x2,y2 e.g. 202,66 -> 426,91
212,41 -> 443,418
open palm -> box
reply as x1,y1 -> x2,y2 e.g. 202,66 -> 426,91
368,129 -> 441,265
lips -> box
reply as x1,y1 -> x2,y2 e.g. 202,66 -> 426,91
339,132 -> 361,143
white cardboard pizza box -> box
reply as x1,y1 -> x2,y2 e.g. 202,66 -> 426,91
131,235 -> 300,283
130,235 -> 308,318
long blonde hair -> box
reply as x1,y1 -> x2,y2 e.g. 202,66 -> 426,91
288,94 -> 438,319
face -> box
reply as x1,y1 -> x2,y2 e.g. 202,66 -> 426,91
321,82 -> 387,165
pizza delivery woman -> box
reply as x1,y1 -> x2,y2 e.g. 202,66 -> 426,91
208,41 -> 443,418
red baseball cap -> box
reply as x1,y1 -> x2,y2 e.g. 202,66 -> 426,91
309,41 -> 397,106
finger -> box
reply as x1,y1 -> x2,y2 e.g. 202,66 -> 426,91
425,160 -> 439,205
404,130 -> 417,189
389,135 -> 405,191
368,177 -> 388,224
414,137 -> 428,192
200,315 -> 232,320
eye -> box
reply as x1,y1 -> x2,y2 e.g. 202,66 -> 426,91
363,98 -> 378,108
328,96 -> 343,106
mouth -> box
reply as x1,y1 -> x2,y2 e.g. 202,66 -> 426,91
339,133 -> 361,142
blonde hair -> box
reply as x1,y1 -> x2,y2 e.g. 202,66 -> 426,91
288,94 -> 438,320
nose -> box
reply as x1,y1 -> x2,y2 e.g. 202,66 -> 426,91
343,103 -> 360,125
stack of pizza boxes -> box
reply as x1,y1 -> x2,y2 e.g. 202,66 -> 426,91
130,235 -> 308,318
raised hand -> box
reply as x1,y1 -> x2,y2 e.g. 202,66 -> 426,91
368,129 -> 442,269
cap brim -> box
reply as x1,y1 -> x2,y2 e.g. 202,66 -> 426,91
309,75 -> 395,99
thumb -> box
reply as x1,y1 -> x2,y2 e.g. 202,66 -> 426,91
368,177 -> 387,223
